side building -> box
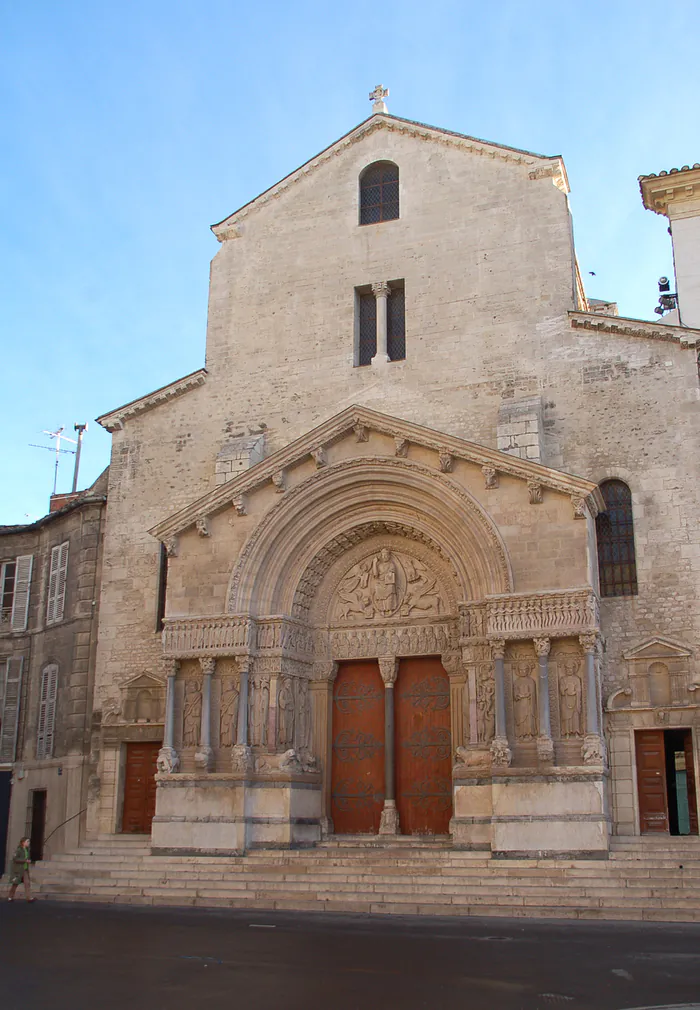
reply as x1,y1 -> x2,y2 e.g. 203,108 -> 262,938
0,472 -> 107,870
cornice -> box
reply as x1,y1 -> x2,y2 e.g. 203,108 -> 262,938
212,116 -> 565,239
96,369 -> 207,432
569,310 -> 699,348
639,164 -> 700,216
148,404 -> 603,542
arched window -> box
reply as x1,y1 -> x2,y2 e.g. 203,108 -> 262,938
596,480 -> 638,597
359,161 -> 399,225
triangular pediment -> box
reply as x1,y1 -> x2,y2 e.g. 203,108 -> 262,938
211,114 -> 566,239
122,673 -> 165,690
149,405 -> 603,542
623,637 -> 693,661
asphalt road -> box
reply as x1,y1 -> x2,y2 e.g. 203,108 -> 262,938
1,901 -> 699,1010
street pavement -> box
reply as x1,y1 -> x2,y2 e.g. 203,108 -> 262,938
1,901 -> 699,1010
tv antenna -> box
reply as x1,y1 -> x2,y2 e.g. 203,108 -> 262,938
29,423 -> 88,496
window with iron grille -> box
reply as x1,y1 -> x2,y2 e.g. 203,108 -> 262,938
359,161 -> 399,225
387,282 -> 405,361
356,289 -> 376,365
595,480 -> 638,597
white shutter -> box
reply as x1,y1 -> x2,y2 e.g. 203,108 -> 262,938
0,657 -> 24,762
37,663 -> 59,760
46,541 -> 69,625
10,554 -> 33,631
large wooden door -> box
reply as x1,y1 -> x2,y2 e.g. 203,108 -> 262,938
396,657 -> 452,835
683,730 -> 699,835
635,730 -> 669,833
122,742 -> 160,834
331,661 -> 384,834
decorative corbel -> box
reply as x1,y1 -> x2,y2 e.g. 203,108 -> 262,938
271,470 -> 286,493
571,496 -> 587,520
353,422 -> 369,443
482,465 -> 499,489
312,447 -> 327,468
527,481 -> 543,505
195,516 -> 210,537
394,437 -> 409,457
164,537 -> 178,558
438,451 -> 453,473
232,496 -> 247,516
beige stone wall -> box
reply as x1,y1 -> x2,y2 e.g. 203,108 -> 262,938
92,121 -> 700,835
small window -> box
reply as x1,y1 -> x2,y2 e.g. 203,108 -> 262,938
357,289 -> 377,365
155,543 -> 168,633
46,542 -> 69,625
387,281 -> 405,361
1,555 -> 33,631
359,161 -> 399,225
596,480 -> 638,597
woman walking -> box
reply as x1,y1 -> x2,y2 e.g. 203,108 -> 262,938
7,837 -> 35,902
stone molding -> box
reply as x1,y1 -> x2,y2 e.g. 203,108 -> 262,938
97,369 -> 207,432
211,115 -> 563,238
148,404 -> 603,542
162,615 -> 314,660
639,164 -> 700,217
226,455 -> 514,615
569,310 -> 699,348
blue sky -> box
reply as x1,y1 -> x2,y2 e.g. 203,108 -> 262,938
2,1 -> 697,524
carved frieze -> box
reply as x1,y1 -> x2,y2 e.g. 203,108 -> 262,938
328,620 -> 456,661
483,588 -> 599,640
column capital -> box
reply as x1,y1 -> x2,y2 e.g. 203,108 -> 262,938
199,657 -> 216,677
579,632 -> 599,655
441,651 -> 463,678
490,638 -> 506,660
163,658 -> 180,678
315,661 -> 339,683
371,280 -> 391,298
533,637 -> 551,658
378,656 -> 398,687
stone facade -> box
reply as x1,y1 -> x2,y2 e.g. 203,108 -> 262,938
88,110 -> 700,856
0,473 -> 107,869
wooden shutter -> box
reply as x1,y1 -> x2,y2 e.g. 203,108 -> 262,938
10,555 -> 33,632
46,541 -> 69,624
36,663 -> 59,760
0,657 -> 24,762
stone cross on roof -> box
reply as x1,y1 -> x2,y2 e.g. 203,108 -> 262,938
369,84 -> 389,114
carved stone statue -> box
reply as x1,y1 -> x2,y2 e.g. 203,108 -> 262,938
219,677 -> 239,748
251,674 -> 270,747
157,746 -> 180,774
336,559 -> 373,619
370,549 -> 398,616
513,655 -> 537,739
559,656 -> 583,737
401,557 -> 441,615
277,678 -> 295,748
182,679 -> 201,748
477,675 -> 495,743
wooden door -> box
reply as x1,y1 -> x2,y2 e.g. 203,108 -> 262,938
683,730 -> 699,835
122,742 -> 160,834
635,730 -> 669,833
396,657 -> 452,835
331,661 -> 384,834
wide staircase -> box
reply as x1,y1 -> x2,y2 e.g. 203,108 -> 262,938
30,834 -> 700,922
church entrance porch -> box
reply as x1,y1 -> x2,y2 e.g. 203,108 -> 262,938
330,656 -> 453,836
635,729 -> 699,836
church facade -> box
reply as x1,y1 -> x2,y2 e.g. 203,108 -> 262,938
87,96 -> 700,858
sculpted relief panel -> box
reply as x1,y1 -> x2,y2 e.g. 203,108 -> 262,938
331,548 -> 445,624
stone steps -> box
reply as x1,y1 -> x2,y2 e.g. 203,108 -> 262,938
33,836 -> 700,923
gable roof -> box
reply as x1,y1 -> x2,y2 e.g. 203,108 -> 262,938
149,404 -> 603,542
211,114 -> 568,239
96,369 -> 207,432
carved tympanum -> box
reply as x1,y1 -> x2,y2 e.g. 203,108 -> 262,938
332,549 -> 443,622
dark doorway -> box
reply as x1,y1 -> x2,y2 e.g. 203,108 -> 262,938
635,728 -> 699,835
331,661 -> 385,834
0,771 -> 11,872
665,729 -> 699,836
30,789 -> 47,862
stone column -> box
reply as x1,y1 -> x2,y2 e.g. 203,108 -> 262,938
378,656 -> 400,834
313,661 -> 338,837
231,661 -> 253,773
490,639 -> 512,767
157,659 -> 180,774
580,633 -> 606,766
534,638 -> 554,763
442,652 -> 466,751
195,657 -> 215,771
372,281 -> 391,364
